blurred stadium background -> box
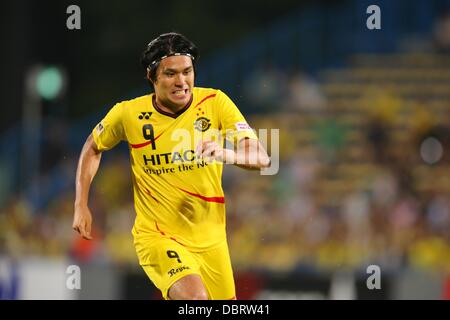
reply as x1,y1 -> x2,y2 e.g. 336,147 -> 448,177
1,0 -> 450,299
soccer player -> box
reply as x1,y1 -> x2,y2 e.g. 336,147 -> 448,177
73,32 -> 270,300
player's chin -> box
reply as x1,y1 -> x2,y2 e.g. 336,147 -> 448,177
170,92 -> 191,104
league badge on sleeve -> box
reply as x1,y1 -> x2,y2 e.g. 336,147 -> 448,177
96,122 -> 104,134
235,122 -> 252,131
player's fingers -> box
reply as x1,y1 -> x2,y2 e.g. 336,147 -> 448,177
202,141 -> 217,153
75,222 -> 88,240
81,220 -> 92,240
78,225 -> 86,237
198,140 -> 216,151
200,144 -> 212,156
85,221 -> 92,239
204,145 -> 220,163
85,224 -> 91,235
83,233 -> 93,240
72,220 -> 81,232
201,143 -> 216,159
195,140 -> 204,156
81,229 -> 92,240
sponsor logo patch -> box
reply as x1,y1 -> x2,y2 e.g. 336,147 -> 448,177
168,265 -> 191,277
139,112 -> 152,120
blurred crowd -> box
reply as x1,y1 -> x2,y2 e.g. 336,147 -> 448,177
1,49 -> 450,278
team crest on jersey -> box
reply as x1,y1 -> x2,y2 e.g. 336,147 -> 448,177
138,112 -> 152,120
194,117 -> 211,132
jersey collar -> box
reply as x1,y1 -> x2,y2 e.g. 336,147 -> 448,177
152,94 -> 193,119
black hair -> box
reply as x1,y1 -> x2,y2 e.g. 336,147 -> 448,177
140,32 -> 199,89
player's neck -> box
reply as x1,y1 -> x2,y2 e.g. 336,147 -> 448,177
156,100 -> 182,114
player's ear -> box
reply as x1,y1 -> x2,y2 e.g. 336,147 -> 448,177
146,68 -> 156,86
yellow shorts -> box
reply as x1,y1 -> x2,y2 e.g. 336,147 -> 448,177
135,235 -> 236,300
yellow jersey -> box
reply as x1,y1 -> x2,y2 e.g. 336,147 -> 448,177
92,87 -> 258,251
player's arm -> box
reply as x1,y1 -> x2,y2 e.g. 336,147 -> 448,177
234,137 -> 270,169
73,134 -> 102,240
197,137 -> 270,169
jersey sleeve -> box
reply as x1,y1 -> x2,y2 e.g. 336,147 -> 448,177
92,102 -> 126,151
217,90 -> 258,145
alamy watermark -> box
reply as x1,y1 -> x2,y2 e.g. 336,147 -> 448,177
366,5 -> 381,30
66,5 -> 81,30
66,265 -> 81,290
366,265 -> 381,290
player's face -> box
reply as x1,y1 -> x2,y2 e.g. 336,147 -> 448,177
153,55 -> 194,110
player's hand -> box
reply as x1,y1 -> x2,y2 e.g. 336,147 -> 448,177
73,205 -> 93,240
196,140 -> 235,164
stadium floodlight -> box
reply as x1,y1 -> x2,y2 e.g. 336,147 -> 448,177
35,66 -> 66,100
20,65 -> 67,208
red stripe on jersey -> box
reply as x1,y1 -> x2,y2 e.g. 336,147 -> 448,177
194,94 -> 216,109
130,132 -> 164,149
155,221 -> 166,236
130,141 -> 151,149
177,187 -> 225,203
155,222 -> 186,246
169,237 -> 186,246
137,181 -> 159,203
